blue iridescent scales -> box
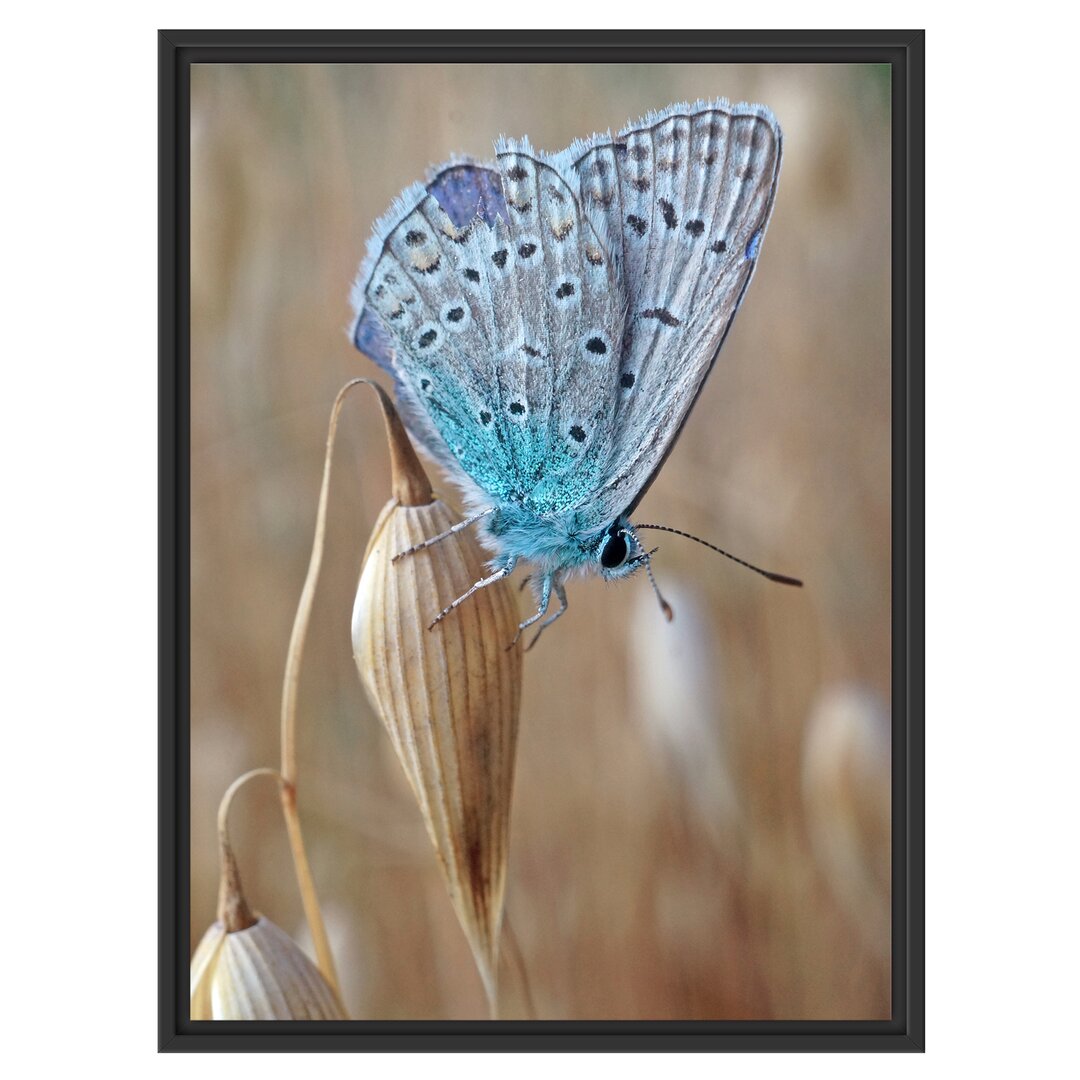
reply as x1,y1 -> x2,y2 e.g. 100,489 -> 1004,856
351,100 -> 784,647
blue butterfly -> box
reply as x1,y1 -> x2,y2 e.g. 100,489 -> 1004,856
351,100 -> 798,647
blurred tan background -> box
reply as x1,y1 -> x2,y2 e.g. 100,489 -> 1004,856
189,62 -> 892,1020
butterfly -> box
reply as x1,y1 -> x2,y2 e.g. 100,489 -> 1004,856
351,99 -> 798,648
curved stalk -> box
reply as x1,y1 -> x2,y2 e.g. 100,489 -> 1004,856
216,768 -> 284,932
278,378 -> 409,1004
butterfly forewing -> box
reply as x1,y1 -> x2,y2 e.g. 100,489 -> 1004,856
565,103 -> 782,522
493,145 -> 625,513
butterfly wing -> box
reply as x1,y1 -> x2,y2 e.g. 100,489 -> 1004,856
351,154 -> 624,514
352,161 -> 512,384
351,162 -> 505,478
424,161 -> 506,228
556,101 -> 783,521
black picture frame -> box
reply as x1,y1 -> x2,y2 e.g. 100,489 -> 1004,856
160,28 -> 924,1052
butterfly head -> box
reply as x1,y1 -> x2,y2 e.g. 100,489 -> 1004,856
595,518 -> 649,581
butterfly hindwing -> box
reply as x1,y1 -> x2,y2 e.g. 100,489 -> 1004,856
563,101 -> 782,520
354,157 -> 623,513
425,161 -> 507,228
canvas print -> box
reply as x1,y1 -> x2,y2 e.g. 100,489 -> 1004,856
188,61 -> 892,1020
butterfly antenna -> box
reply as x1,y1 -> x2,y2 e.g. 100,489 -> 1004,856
624,527 -> 675,622
633,524 -> 803,587
644,553 -> 675,622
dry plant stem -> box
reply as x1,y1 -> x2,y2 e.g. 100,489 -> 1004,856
277,785 -> 339,999
278,377 -> 423,1004
502,914 -> 536,1020
278,378 -> 391,1001
281,377 -> 431,772
216,768 -> 284,932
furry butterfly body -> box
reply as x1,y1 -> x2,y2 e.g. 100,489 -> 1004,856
351,100 -> 783,641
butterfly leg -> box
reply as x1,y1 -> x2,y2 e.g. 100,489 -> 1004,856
525,581 -> 568,652
392,507 -> 494,563
507,574 -> 553,648
428,555 -> 518,630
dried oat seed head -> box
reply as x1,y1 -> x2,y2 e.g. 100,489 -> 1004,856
352,387 -> 522,1011
190,768 -> 347,1020
190,917 -> 347,1020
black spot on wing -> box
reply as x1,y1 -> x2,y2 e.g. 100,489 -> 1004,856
442,224 -> 471,245
641,308 -> 681,327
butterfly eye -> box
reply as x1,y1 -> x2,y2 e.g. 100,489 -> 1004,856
599,530 -> 629,569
